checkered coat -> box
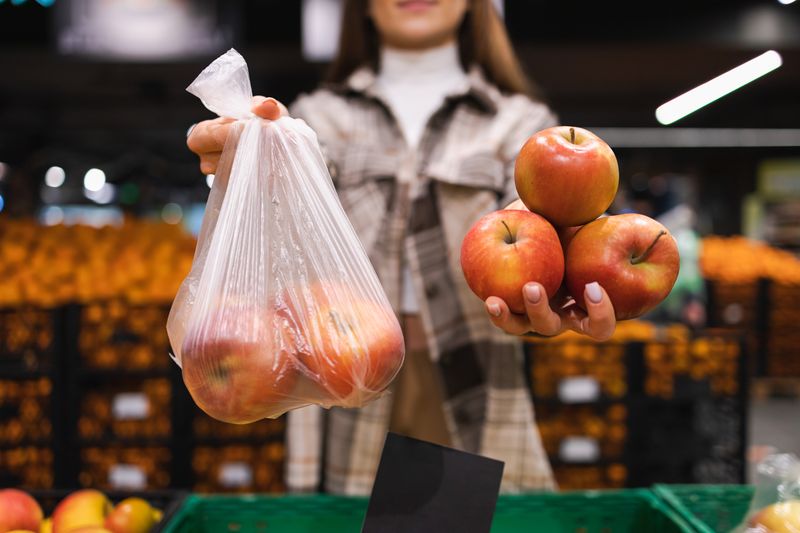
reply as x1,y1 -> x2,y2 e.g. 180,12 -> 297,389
285,66 -> 558,495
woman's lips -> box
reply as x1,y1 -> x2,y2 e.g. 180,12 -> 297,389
396,0 -> 437,12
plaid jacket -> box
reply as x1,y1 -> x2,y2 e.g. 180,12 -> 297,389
285,65 -> 558,495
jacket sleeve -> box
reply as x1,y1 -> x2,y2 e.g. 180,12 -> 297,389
289,90 -> 350,189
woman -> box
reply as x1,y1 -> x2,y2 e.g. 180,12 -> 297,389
187,0 -> 616,494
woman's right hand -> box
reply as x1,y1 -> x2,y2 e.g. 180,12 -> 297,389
187,96 -> 287,175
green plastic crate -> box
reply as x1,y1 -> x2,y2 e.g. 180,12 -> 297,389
162,489 -> 693,532
654,484 -> 755,533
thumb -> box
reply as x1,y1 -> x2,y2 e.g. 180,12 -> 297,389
251,96 -> 285,120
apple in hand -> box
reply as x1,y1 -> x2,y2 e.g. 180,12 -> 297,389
278,282 -> 404,405
565,214 -> 679,320
748,501 -> 800,532
515,126 -> 619,227
461,209 -> 564,314
52,490 -> 112,533
181,305 -> 297,424
0,489 -> 43,533
104,497 -> 159,533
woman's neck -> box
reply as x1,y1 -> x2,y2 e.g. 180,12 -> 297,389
378,40 -> 464,83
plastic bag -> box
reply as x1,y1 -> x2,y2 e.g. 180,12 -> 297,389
167,49 -> 405,424
735,453 -> 800,533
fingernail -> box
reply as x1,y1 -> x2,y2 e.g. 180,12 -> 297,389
488,303 -> 501,317
585,282 -> 602,304
524,284 -> 541,304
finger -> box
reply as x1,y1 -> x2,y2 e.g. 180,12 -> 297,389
522,283 -> 562,336
199,153 -> 221,176
577,282 -> 616,341
252,97 -> 285,120
187,117 -> 235,155
485,297 -> 532,336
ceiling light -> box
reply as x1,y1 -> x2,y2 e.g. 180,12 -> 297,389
656,50 -> 782,125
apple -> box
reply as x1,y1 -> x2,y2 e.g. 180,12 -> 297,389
181,305 -> 297,424
514,126 -> 619,227
104,498 -> 157,533
748,501 -> 800,532
40,518 -> 52,533
52,490 -> 112,533
460,209 -> 564,314
0,489 -> 43,532
565,214 -> 680,320
276,282 -> 404,405
67,529 -> 112,533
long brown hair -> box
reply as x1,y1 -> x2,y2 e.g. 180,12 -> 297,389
327,0 -> 539,99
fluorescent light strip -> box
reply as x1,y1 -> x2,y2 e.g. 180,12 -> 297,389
656,51 -> 783,125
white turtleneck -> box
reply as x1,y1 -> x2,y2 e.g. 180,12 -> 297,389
376,42 -> 468,149
376,42 -> 468,314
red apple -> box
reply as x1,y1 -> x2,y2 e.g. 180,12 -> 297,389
0,489 -> 43,532
748,501 -> 800,532
565,214 -> 680,320
104,497 -> 158,533
460,209 -> 564,314
181,305 -> 297,423
52,490 -> 112,533
515,126 -> 619,226
277,282 -> 404,405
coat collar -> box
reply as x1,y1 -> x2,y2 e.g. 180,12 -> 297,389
333,64 -> 500,115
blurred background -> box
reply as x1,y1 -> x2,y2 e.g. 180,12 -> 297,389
0,0 -> 798,496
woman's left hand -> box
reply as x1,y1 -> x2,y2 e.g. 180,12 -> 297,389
484,199 -> 617,341
485,282 -> 616,341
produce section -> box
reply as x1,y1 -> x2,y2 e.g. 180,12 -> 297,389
2,1 -> 800,531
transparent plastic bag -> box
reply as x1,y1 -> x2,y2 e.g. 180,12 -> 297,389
167,49 -> 404,424
735,453 -> 800,533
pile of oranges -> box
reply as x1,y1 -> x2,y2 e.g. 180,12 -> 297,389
0,218 -> 196,308
701,236 -> 800,284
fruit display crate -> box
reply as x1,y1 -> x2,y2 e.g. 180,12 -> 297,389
0,300 -> 290,491
653,484 -> 754,533
161,490 -> 693,533
524,328 -> 748,489
191,405 -> 286,493
765,281 -> 800,377
705,277 -> 800,378
0,306 -> 59,373
78,301 -> 172,371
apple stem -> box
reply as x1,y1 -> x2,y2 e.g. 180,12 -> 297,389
501,220 -> 515,245
631,230 -> 667,265
570,127 -> 575,144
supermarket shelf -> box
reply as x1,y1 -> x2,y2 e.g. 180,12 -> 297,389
76,367 -> 174,381
0,367 -> 53,379
78,436 -> 172,447
0,439 -> 52,449
191,434 -> 285,447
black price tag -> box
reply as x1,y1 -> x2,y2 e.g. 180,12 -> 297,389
362,432 -> 504,533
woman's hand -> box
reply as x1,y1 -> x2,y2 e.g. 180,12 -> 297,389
186,96 -> 287,175
485,282 -> 616,341
486,197 -> 617,341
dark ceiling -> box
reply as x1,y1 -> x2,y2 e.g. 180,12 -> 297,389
0,0 -> 797,228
